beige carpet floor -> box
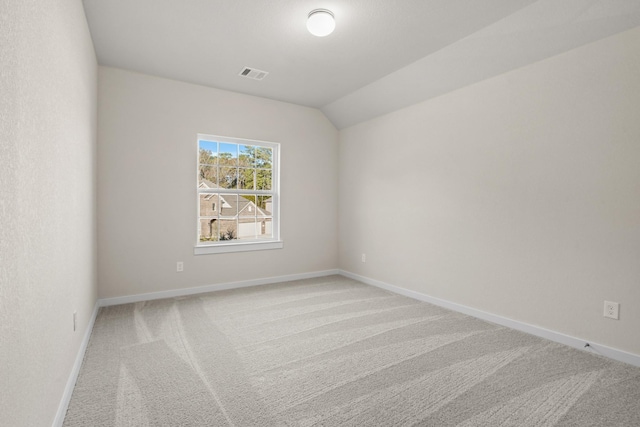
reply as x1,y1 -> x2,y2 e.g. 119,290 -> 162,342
64,275 -> 640,426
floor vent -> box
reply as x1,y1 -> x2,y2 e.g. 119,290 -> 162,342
239,67 -> 269,81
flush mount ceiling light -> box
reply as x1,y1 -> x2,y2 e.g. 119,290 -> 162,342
307,9 -> 335,37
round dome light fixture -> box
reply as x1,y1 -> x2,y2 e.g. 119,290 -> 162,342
307,9 -> 335,37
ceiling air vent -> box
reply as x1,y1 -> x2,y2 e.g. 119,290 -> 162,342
239,67 -> 269,81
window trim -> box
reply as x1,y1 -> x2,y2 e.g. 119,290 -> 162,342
194,134 -> 282,255
194,240 -> 283,255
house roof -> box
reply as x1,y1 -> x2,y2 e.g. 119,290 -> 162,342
199,179 -> 271,216
199,178 -> 218,189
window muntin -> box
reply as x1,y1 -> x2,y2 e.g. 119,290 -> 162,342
196,135 -> 280,253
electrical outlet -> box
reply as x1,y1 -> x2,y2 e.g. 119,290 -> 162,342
73,311 -> 77,332
361,253 -> 366,263
177,261 -> 184,272
603,301 -> 619,320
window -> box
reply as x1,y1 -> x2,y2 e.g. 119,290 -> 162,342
195,134 -> 281,254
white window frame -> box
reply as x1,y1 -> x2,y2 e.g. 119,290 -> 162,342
194,134 -> 282,255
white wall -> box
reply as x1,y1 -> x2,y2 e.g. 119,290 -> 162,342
97,67 -> 338,299
339,27 -> 640,356
0,1 -> 98,426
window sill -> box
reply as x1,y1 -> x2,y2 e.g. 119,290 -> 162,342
194,240 -> 283,255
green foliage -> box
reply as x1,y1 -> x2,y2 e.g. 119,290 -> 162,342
218,166 -> 237,188
218,152 -> 234,165
238,168 -> 254,189
239,145 -> 254,167
199,144 -> 272,191
199,148 -> 216,165
255,147 -> 272,169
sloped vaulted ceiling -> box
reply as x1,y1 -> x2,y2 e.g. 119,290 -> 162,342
83,0 -> 640,129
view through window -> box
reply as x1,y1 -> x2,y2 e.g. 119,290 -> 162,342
197,135 -> 279,252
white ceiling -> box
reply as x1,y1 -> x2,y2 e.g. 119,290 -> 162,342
83,0 -> 640,129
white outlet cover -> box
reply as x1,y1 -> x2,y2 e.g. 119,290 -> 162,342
604,301 -> 619,320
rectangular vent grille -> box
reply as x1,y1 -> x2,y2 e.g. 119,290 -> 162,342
239,67 -> 269,81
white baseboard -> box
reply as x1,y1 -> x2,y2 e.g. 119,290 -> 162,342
53,301 -> 100,427
339,270 -> 640,368
55,269 -> 339,425
98,269 -> 341,307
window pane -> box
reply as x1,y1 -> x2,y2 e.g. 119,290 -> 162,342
219,143 -> 238,166
199,218 -> 219,242
256,195 -> 272,215
238,195 -> 257,218
238,168 -> 255,190
199,141 -> 217,165
238,218 -> 257,240
257,218 -> 273,239
197,135 -> 279,249
219,194 -> 238,217
199,166 -> 218,187
238,145 -> 255,167
199,194 -> 219,216
255,147 -> 272,169
256,169 -> 272,190
219,166 -> 238,189
218,219 -> 237,241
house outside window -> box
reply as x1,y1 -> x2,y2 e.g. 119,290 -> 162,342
195,134 -> 282,254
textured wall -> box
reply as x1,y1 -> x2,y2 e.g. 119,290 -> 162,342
0,1 -> 98,426
339,27 -> 640,356
97,67 -> 338,299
